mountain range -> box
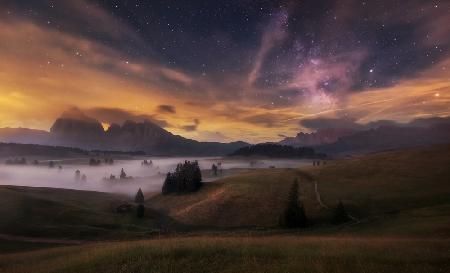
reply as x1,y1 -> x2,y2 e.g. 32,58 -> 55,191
1,112 -> 450,156
314,123 -> 450,155
0,114 -> 248,156
279,128 -> 355,147
278,117 -> 450,156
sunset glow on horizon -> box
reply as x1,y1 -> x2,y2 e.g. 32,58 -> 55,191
0,1 -> 448,143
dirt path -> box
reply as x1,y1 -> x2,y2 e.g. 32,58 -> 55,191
297,170 -> 360,223
313,180 -> 329,209
0,234 -> 85,245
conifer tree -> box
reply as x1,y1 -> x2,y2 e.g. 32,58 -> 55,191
280,179 -> 308,228
136,204 -> 145,218
135,188 -> 145,204
331,200 -> 350,224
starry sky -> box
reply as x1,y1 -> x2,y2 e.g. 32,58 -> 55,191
0,0 -> 449,143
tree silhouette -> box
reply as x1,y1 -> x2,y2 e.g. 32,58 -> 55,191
212,164 -> 218,176
135,188 -> 145,204
162,161 -> 202,194
75,170 -> 81,181
280,179 -> 308,228
136,204 -> 145,218
120,168 -> 127,179
331,200 -> 351,224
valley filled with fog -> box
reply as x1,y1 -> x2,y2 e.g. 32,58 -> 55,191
0,157 -> 312,195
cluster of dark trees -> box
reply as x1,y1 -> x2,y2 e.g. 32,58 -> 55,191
162,161 -> 202,194
230,144 -> 326,158
89,157 -> 113,166
5,157 -> 27,165
141,159 -> 153,166
280,179 -> 352,228
0,143 -> 88,158
111,188 -> 146,218
211,163 -> 222,176
89,158 -> 101,166
312,160 -> 327,166
104,158 -> 114,164
74,169 -> 87,182
91,150 -> 146,156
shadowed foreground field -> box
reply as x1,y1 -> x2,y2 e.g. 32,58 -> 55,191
0,236 -> 448,273
1,145 -> 449,272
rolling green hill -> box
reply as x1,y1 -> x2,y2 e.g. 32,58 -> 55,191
1,145 -> 449,272
148,144 -> 450,236
0,186 -> 159,240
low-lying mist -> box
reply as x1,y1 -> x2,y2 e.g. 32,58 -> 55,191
0,157 -> 311,195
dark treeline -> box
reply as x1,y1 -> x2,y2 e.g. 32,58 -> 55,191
90,150 -> 146,156
229,143 -> 326,158
162,161 -> 202,194
0,142 -> 145,157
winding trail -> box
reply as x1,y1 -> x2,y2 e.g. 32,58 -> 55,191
313,180 -> 329,209
297,170 -> 360,223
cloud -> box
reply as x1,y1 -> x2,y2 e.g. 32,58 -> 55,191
84,107 -> 169,128
242,113 -> 292,128
157,105 -> 176,114
181,125 -> 197,132
247,10 -> 289,87
180,119 -> 200,132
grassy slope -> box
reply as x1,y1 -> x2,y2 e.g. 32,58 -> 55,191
305,144 -> 450,236
0,186 -> 158,239
0,236 -> 448,273
1,145 -> 450,272
149,144 -> 450,236
150,168 -> 324,228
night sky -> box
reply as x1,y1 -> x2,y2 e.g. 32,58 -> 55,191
0,0 -> 448,142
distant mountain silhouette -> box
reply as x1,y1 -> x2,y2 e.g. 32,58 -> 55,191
0,114 -> 248,156
279,128 -> 355,147
0,128 -> 51,145
314,123 -> 450,155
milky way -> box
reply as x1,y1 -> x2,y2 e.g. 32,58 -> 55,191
0,0 -> 448,142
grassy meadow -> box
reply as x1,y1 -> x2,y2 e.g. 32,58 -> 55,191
0,236 -> 448,273
0,144 -> 449,272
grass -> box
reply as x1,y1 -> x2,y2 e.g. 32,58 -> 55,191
1,144 -> 449,272
0,239 -> 61,254
304,144 -> 450,236
149,168 -> 322,228
0,236 -> 448,273
148,145 -> 450,236
0,186 -> 159,240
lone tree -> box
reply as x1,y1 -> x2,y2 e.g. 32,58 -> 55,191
331,200 -> 351,224
75,170 -> 81,181
136,204 -> 145,218
212,164 -> 218,176
135,188 -> 145,204
162,161 -> 202,194
120,168 -> 127,179
280,179 -> 308,228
